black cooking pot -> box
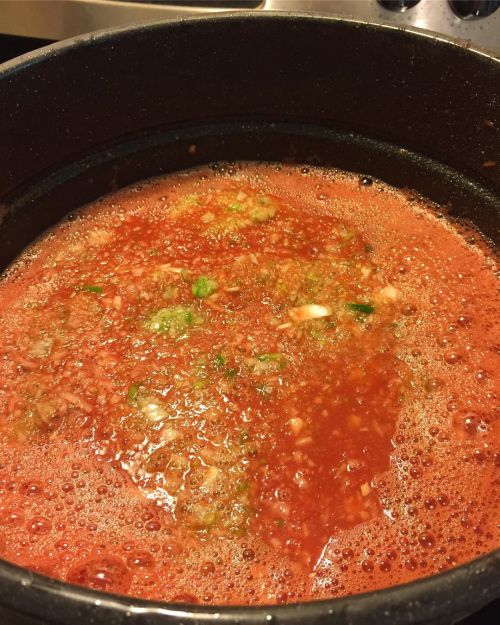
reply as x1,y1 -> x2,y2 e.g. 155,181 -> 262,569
0,13 -> 498,625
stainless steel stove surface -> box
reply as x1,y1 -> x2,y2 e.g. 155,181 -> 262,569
0,0 -> 499,53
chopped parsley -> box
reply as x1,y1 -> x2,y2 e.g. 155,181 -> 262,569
143,306 -> 203,336
192,276 -> 218,299
228,203 -> 245,213
214,352 -> 227,368
256,352 -> 287,370
347,302 -> 375,315
81,285 -> 103,294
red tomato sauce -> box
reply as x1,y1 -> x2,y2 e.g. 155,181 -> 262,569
0,163 -> 498,604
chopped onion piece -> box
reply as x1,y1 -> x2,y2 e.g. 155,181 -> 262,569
289,417 -> 304,436
158,264 -> 184,274
35,401 -> 57,424
294,471 -> 309,490
201,466 -> 220,489
137,396 -> 169,422
289,304 -> 333,323
296,436 -> 313,448
378,285 -> 401,302
87,228 -> 111,245
160,427 -> 182,442
30,337 -> 54,358
201,211 -> 215,223
60,391 -> 92,414
360,482 -> 372,497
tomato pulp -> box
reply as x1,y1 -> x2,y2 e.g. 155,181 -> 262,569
0,163 -> 497,604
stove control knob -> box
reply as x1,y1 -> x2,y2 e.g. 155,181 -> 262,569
377,0 -> 421,11
449,0 -> 499,18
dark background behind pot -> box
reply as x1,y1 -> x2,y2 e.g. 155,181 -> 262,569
0,15 -> 498,625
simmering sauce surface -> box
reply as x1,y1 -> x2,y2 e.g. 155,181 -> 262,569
0,163 -> 498,604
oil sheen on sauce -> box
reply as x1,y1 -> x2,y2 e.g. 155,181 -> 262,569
0,163 -> 498,605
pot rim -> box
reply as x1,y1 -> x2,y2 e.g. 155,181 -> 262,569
0,12 -> 498,623
0,10 -> 498,80
0,552 -> 498,621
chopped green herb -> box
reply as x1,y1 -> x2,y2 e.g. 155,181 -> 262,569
250,204 -> 277,223
214,352 -> 227,368
347,302 -> 375,315
273,518 -> 286,528
82,285 -> 103,294
364,243 -> 374,253
256,352 -> 287,370
127,383 -> 140,403
228,203 -> 245,213
225,367 -> 238,379
143,306 -> 203,336
192,379 -> 207,390
149,248 -> 160,256
192,276 -> 218,299
169,193 -> 200,217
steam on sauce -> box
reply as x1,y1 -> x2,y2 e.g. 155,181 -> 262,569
0,163 -> 498,604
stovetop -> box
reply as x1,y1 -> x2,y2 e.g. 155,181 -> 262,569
0,0 -> 498,53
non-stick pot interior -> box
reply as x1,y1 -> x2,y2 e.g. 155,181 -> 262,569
0,13 -> 498,266
1,121 -> 498,273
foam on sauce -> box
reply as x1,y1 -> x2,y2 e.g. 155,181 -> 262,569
0,163 -> 498,604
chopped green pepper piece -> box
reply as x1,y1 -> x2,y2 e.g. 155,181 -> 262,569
127,383 -> 140,403
347,302 -> 375,315
250,204 -> 277,223
144,306 -> 203,336
82,285 -> 103,294
192,276 -> 218,299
